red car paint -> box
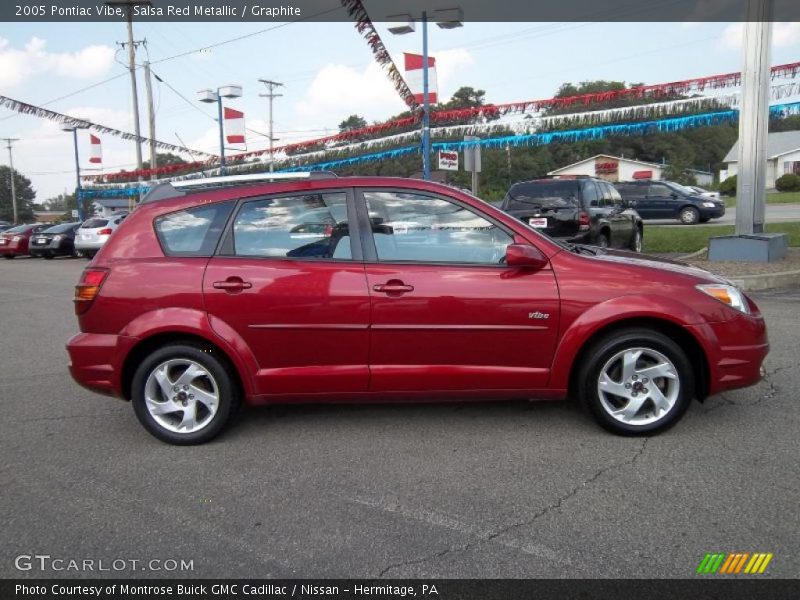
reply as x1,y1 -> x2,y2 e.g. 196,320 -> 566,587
66,177 -> 768,410
0,223 -> 51,258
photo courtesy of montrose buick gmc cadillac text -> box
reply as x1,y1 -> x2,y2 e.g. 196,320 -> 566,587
67,173 -> 768,445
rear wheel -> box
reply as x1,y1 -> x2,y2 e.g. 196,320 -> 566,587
679,206 -> 700,225
131,343 -> 239,445
577,328 -> 694,435
3,255 -> 14,260
43,252 -> 54,259
630,226 -> 643,253
596,232 -> 610,249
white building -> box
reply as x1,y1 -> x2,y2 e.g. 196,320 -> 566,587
547,154 -> 665,183
721,130 -> 800,188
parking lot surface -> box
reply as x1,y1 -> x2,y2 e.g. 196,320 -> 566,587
1,257 -> 798,578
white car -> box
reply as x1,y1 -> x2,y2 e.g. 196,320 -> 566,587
688,186 -> 721,201
74,213 -> 128,258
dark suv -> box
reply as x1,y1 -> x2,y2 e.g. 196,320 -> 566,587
500,177 -> 643,252
615,180 -> 725,224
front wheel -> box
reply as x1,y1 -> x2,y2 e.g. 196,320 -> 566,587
679,206 -> 700,225
131,343 -> 239,445
577,328 -> 694,435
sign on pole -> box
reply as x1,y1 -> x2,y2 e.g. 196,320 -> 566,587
71,210 -> 79,218
438,150 -> 459,171
464,136 -> 481,195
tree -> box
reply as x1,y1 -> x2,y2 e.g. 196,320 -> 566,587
0,166 -> 36,223
142,152 -> 188,170
38,192 -> 76,213
442,86 -> 487,109
339,115 -> 368,133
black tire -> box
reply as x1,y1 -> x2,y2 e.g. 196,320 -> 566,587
577,328 -> 694,436
679,206 -> 700,225
630,226 -> 643,253
596,232 -> 610,249
43,253 -> 54,259
131,343 -> 240,445
3,255 -> 14,259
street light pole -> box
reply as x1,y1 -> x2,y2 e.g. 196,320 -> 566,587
216,94 -> 226,175
258,79 -> 283,172
198,85 -> 243,177
421,11 -> 431,181
70,130 -> 84,221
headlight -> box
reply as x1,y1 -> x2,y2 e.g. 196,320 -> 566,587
12,236 -> 21,242
53,235 -> 63,242
702,202 -> 716,208
696,284 -> 750,314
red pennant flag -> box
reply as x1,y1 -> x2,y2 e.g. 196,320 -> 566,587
89,134 -> 102,164
224,107 -> 246,146
404,53 -> 438,105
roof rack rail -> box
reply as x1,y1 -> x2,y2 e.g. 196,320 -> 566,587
140,171 -> 337,204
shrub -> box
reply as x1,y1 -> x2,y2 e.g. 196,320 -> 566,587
719,174 -> 737,196
775,173 -> 800,192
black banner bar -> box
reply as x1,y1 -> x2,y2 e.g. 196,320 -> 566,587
3,579 -> 800,600
3,0 -> 800,23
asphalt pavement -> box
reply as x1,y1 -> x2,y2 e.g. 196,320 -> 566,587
1,257 -> 798,579
648,202 -> 800,226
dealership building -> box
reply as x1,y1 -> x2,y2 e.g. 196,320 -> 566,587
547,154 -> 713,185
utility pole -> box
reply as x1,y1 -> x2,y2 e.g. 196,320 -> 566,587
143,61 -> 157,178
258,79 -> 283,172
107,1 -> 150,190
2,138 -> 19,224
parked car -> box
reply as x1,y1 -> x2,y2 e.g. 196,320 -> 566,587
74,213 -> 128,258
0,223 -> 52,258
28,222 -> 82,259
500,176 -> 643,252
687,185 -> 722,201
615,180 -> 725,224
67,174 -> 768,445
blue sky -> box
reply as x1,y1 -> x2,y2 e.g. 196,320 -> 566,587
2,20 -> 800,200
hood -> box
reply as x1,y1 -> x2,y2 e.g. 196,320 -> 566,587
589,247 -> 730,285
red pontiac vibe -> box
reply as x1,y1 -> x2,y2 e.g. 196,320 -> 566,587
66,174 -> 768,445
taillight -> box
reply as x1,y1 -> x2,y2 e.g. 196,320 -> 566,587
97,228 -> 113,236
74,268 -> 109,315
578,211 -> 590,231
323,224 -> 334,237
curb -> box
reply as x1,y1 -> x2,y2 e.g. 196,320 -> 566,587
678,247 -> 708,260
727,269 -> 800,292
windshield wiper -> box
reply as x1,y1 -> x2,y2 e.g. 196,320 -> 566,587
569,243 -> 599,256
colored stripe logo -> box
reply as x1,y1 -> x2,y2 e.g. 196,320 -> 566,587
697,552 -> 773,574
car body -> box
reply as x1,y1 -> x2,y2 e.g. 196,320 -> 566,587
28,222 -> 82,259
500,177 -> 643,252
0,223 -> 52,258
687,185 -> 722,201
74,213 -> 128,257
615,180 -> 725,224
67,175 -> 768,445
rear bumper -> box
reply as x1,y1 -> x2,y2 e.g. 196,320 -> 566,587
67,332 -> 137,399
74,239 -> 108,251
689,311 -> 769,396
0,243 -> 26,256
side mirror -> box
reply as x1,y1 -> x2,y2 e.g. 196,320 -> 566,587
505,244 -> 549,269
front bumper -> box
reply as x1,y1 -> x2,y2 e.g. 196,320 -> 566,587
690,310 -> 769,396
699,205 -> 726,219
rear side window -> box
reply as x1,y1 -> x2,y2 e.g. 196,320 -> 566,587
82,219 -> 108,228
231,192 -> 351,260
155,201 -> 234,256
581,180 -> 602,207
616,183 -> 645,198
504,181 -> 580,211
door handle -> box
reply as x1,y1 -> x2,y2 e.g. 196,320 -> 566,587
373,280 -> 414,295
213,277 -> 252,293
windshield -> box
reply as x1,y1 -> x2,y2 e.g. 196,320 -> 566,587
44,222 -> 79,233
505,181 -> 580,210
664,181 -> 697,195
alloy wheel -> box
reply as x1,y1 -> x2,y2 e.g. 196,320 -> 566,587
596,347 -> 680,426
143,359 -> 220,434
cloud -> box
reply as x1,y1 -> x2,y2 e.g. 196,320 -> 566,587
718,22 -> 800,51
0,37 -> 115,88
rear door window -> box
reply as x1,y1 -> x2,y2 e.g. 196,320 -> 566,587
231,192 -> 351,260
581,180 -> 602,207
155,201 -> 234,256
